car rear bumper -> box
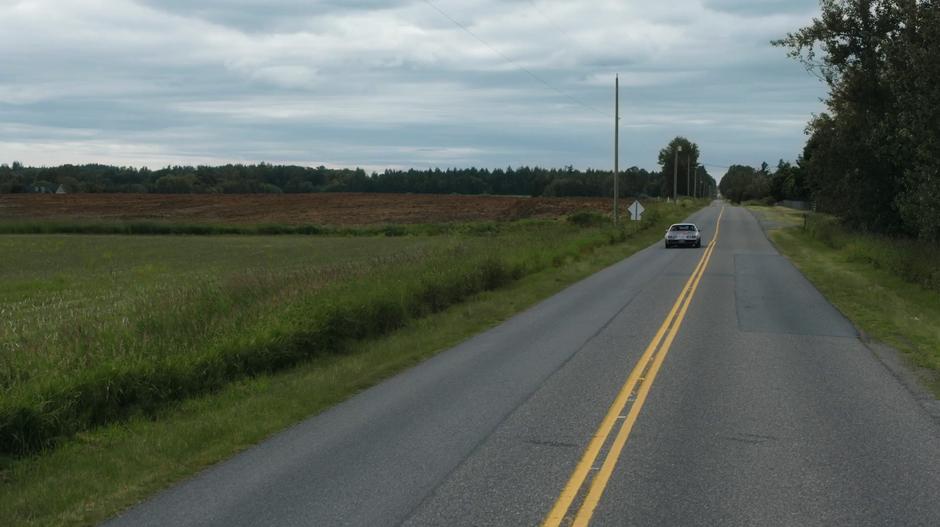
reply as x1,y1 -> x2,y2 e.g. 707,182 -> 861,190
666,238 -> 700,246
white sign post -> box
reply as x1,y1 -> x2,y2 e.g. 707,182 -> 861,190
628,200 -> 645,222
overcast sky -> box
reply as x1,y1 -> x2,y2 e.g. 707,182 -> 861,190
1,0 -> 827,173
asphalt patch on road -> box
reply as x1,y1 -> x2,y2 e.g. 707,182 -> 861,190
734,254 -> 857,337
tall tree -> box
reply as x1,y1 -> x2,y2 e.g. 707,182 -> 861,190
775,0 -> 940,238
886,1 -> 940,239
719,165 -> 762,203
657,137 -> 700,198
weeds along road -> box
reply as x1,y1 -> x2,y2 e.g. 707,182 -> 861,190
106,202 -> 940,527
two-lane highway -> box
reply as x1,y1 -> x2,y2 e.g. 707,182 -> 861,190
108,203 -> 940,526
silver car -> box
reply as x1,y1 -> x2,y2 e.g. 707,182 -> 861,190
664,223 -> 702,248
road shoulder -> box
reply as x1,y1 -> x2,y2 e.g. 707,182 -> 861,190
747,205 -> 940,416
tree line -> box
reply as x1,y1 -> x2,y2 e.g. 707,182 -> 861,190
0,141 -> 717,199
718,160 -> 809,205
769,0 -> 939,241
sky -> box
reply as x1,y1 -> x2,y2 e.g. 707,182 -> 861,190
0,0 -> 828,174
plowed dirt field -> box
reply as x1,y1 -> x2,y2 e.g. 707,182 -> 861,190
0,193 -> 620,225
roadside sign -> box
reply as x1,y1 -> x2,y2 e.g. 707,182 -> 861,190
628,200 -> 644,221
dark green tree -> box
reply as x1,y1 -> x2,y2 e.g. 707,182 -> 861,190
718,165 -> 771,203
775,0 -> 940,238
770,159 -> 809,202
886,1 -> 940,240
657,137 -> 700,198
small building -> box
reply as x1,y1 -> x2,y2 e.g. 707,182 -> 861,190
55,184 -> 68,194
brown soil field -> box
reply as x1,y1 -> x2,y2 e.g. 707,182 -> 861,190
0,193 -> 620,226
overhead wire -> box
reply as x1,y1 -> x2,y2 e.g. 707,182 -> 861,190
524,0 -> 579,46
421,0 -> 611,118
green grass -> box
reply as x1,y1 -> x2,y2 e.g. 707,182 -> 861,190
746,204 -> 806,230
0,200 -> 706,525
0,225 -> 569,455
0,202 -> 703,457
749,206 -> 940,395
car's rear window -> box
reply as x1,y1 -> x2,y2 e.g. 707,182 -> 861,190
670,225 -> 695,231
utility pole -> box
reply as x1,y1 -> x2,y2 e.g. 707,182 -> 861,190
613,74 -> 619,223
673,144 -> 682,202
686,154 -> 691,199
693,164 -> 698,199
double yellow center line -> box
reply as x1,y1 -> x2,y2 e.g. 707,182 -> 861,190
542,206 -> 725,527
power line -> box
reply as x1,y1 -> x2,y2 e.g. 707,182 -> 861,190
524,0 -> 579,45
421,0 -> 610,118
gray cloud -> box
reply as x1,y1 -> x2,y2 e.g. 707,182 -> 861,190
0,0 -> 826,173
136,0 -> 407,31
703,0 -> 819,17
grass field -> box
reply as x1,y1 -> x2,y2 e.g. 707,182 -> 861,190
0,221 -> 604,456
0,198 -> 707,525
0,233 -> 449,398
0,199 -> 705,459
748,205 -> 940,395
0,235 -> 441,369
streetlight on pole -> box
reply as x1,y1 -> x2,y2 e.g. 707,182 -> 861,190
673,145 -> 682,202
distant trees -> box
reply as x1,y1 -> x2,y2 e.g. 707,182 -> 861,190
656,137 -> 716,198
769,159 -> 809,202
716,160 -> 811,204
775,0 -> 940,240
718,158 -> 811,203
1,139 -> 728,201
719,165 -> 765,203
658,137 -> 699,198
0,162 -> 670,199
154,174 -> 195,193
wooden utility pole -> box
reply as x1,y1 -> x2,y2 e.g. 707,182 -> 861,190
613,74 -> 619,223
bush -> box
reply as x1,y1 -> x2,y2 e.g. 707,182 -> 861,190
383,225 -> 407,237
567,210 -> 608,227
807,214 -> 940,292
805,214 -> 846,249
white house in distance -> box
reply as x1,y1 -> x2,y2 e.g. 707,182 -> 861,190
55,184 -> 67,194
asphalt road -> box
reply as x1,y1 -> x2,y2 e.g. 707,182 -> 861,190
107,203 -> 940,526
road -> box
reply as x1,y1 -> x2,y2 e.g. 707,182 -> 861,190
107,202 -> 940,526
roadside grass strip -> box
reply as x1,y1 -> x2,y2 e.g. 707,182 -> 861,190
543,206 -> 723,527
